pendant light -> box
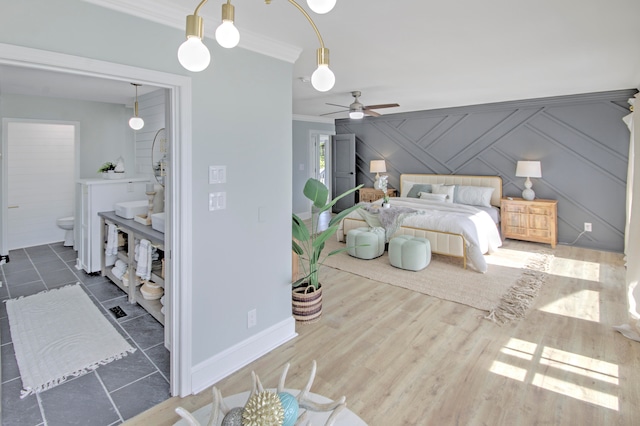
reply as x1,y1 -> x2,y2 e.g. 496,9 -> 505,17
129,83 -> 145,130
178,0 -> 336,92
307,0 -> 336,14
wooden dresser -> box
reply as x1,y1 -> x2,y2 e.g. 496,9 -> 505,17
359,187 -> 397,203
500,198 -> 558,248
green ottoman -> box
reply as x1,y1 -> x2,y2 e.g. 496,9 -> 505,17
346,227 -> 386,260
389,235 -> 431,271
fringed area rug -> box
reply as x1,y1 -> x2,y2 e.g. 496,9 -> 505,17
321,239 -> 553,324
5,283 -> 135,397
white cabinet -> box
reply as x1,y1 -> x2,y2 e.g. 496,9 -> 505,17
76,178 -> 149,273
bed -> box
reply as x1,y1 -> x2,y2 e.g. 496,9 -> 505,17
338,174 -> 503,272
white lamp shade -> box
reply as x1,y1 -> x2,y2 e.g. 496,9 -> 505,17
307,0 -> 336,14
515,161 -> 542,178
311,65 -> 335,92
178,37 -> 211,72
129,116 -> 144,130
370,160 -> 386,174
349,111 -> 364,119
215,21 -> 240,48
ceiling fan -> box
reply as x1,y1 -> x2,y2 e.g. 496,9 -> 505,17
323,91 -> 399,119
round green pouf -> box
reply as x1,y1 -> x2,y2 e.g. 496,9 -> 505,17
221,407 -> 244,426
278,392 -> 299,426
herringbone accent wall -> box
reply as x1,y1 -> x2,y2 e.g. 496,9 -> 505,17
336,89 -> 636,252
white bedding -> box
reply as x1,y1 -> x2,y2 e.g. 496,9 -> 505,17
339,197 -> 502,273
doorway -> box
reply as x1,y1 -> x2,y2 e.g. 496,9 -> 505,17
309,131 -> 333,194
3,120 -> 78,250
0,44 -> 192,397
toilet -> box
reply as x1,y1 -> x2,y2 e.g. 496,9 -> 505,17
56,216 -> 74,247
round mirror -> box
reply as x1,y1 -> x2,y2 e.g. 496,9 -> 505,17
152,128 -> 167,186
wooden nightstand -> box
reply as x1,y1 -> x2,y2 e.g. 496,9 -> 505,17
501,197 -> 558,248
359,187 -> 397,203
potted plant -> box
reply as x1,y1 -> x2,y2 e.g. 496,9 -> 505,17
292,178 -> 363,322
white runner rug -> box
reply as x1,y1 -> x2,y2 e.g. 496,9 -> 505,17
6,283 -> 136,397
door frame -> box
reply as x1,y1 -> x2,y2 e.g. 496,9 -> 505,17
2,119 -> 80,251
308,129 -> 335,199
0,43 -> 193,396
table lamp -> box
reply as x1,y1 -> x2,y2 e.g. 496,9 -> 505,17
515,161 -> 542,201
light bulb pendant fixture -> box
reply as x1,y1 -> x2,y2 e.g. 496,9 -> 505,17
129,83 -> 145,131
178,0 -> 336,92
215,1 -> 240,48
307,0 -> 336,14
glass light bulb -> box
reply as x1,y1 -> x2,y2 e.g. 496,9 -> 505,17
129,116 -> 144,130
307,0 -> 336,14
349,111 -> 364,119
311,65 -> 335,92
177,37 -> 211,72
215,21 -> 240,48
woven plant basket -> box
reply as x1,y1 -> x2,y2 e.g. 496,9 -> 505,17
292,284 -> 323,323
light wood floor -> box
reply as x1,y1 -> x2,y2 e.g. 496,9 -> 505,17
126,241 -> 639,425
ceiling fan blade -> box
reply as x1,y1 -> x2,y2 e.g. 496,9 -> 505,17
364,109 -> 381,117
320,109 -> 349,116
364,103 -> 400,110
326,103 -> 350,109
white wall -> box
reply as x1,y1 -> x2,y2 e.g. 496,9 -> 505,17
0,0 -> 295,393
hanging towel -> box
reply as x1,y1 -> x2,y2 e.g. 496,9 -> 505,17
105,223 -> 118,256
135,239 -> 153,281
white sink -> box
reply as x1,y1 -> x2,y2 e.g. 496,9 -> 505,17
151,212 -> 165,233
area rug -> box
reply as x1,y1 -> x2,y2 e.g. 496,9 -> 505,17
5,283 -> 136,397
321,239 -> 553,324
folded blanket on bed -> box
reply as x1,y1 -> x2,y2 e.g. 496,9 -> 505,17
359,205 -> 424,242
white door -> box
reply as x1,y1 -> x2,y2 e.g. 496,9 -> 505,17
310,132 -> 332,192
6,121 -> 76,250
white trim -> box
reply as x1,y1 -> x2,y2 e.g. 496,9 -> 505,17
190,318 -> 297,394
0,42 -> 193,397
83,0 -> 302,64
293,114 -> 335,124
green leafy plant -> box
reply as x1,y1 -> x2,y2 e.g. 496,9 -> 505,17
98,162 -> 116,173
292,178 -> 363,291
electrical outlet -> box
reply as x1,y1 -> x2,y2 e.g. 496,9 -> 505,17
584,222 -> 592,232
247,309 -> 257,328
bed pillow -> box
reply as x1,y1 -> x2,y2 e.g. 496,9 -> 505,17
406,184 -> 433,198
400,181 -> 417,197
431,184 -> 455,203
419,192 -> 447,202
454,185 -> 495,207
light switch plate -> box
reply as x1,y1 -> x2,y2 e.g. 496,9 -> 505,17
209,165 -> 227,184
209,192 -> 226,211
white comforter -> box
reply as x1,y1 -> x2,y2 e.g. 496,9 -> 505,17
339,197 -> 502,273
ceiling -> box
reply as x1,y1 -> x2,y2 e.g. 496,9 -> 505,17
2,0 -> 639,117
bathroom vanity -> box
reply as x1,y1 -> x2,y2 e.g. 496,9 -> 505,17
98,211 -> 166,324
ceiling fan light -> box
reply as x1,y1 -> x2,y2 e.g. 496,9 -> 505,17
215,21 -> 240,48
178,37 -> 211,72
349,111 -> 364,119
307,0 -> 336,14
129,116 -> 145,130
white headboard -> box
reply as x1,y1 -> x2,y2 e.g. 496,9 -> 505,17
400,174 -> 503,207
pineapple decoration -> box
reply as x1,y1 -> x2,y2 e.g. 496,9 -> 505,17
241,391 -> 285,426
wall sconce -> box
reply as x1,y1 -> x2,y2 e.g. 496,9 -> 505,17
515,160 -> 542,201
177,0 -> 336,92
128,83 -> 144,131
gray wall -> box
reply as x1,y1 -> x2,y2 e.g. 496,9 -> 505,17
336,90 -> 636,252
292,118 -> 335,216
1,0 -> 293,382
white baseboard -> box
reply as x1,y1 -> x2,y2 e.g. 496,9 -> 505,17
190,317 -> 297,394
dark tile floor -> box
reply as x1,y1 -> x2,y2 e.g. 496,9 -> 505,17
0,242 -> 170,425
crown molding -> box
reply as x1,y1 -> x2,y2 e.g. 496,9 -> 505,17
83,0 -> 302,64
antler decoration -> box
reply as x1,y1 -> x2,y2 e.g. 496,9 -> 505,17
174,360 -> 347,426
